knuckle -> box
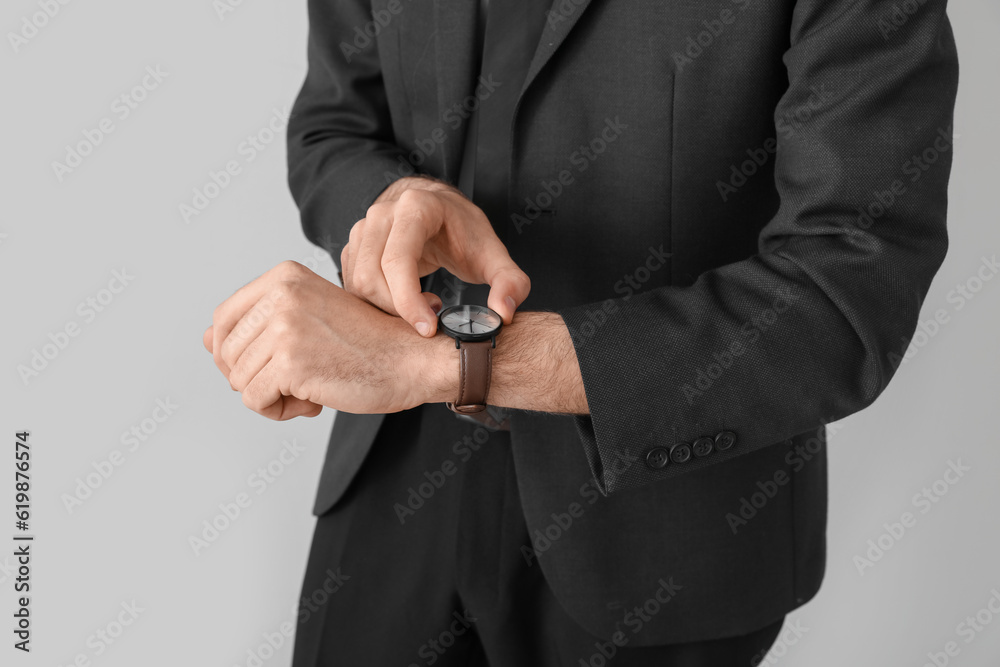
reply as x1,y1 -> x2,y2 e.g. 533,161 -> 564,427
351,265 -> 371,286
219,337 -> 238,365
348,221 -> 366,244
357,280 -> 381,301
212,304 -> 225,326
273,348 -> 295,373
365,202 -> 389,220
276,259 -> 305,278
397,203 -> 434,233
472,206 -> 489,222
352,265 -> 379,291
399,201 -> 426,225
396,188 -> 426,207
244,307 -> 267,328
270,311 -> 295,336
229,368 -> 246,392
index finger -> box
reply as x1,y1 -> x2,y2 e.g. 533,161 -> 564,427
382,217 -> 437,337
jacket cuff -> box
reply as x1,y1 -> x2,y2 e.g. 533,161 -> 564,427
557,297 -> 749,496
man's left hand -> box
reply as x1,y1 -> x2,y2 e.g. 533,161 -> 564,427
203,260 -> 451,420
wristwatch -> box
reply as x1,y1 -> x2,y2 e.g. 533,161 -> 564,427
438,304 -> 506,427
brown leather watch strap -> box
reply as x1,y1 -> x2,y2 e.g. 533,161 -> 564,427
446,340 -> 493,415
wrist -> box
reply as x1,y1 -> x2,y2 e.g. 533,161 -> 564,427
402,310 -> 587,414
406,326 -> 458,406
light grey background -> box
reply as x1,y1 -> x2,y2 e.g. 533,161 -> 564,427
1,1 -> 997,665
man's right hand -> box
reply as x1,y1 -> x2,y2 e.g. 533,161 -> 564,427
340,176 -> 531,337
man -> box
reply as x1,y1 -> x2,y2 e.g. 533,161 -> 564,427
204,0 -> 958,663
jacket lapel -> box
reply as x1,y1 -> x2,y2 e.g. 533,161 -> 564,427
521,0 -> 594,97
431,0 -> 595,176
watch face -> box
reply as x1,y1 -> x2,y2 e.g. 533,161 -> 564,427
438,305 -> 502,342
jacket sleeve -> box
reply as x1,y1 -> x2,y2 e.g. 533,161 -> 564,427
556,0 -> 959,495
287,0 -> 410,253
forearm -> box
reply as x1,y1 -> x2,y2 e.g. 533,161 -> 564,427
491,312 -> 589,414
421,311 -> 589,415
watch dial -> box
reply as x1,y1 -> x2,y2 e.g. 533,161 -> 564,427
439,305 -> 502,339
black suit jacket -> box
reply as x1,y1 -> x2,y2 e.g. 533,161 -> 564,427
287,0 -> 958,645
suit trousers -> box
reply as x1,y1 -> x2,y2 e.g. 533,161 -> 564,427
291,404 -> 785,666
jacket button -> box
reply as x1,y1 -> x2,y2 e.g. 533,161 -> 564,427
646,447 -> 670,469
670,443 -> 692,464
693,437 -> 714,457
715,430 -> 737,451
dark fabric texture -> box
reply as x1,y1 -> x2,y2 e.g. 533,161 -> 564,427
553,0 -> 959,496
286,0 -> 958,645
469,0 -> 551,243
291,405 -> 786,666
